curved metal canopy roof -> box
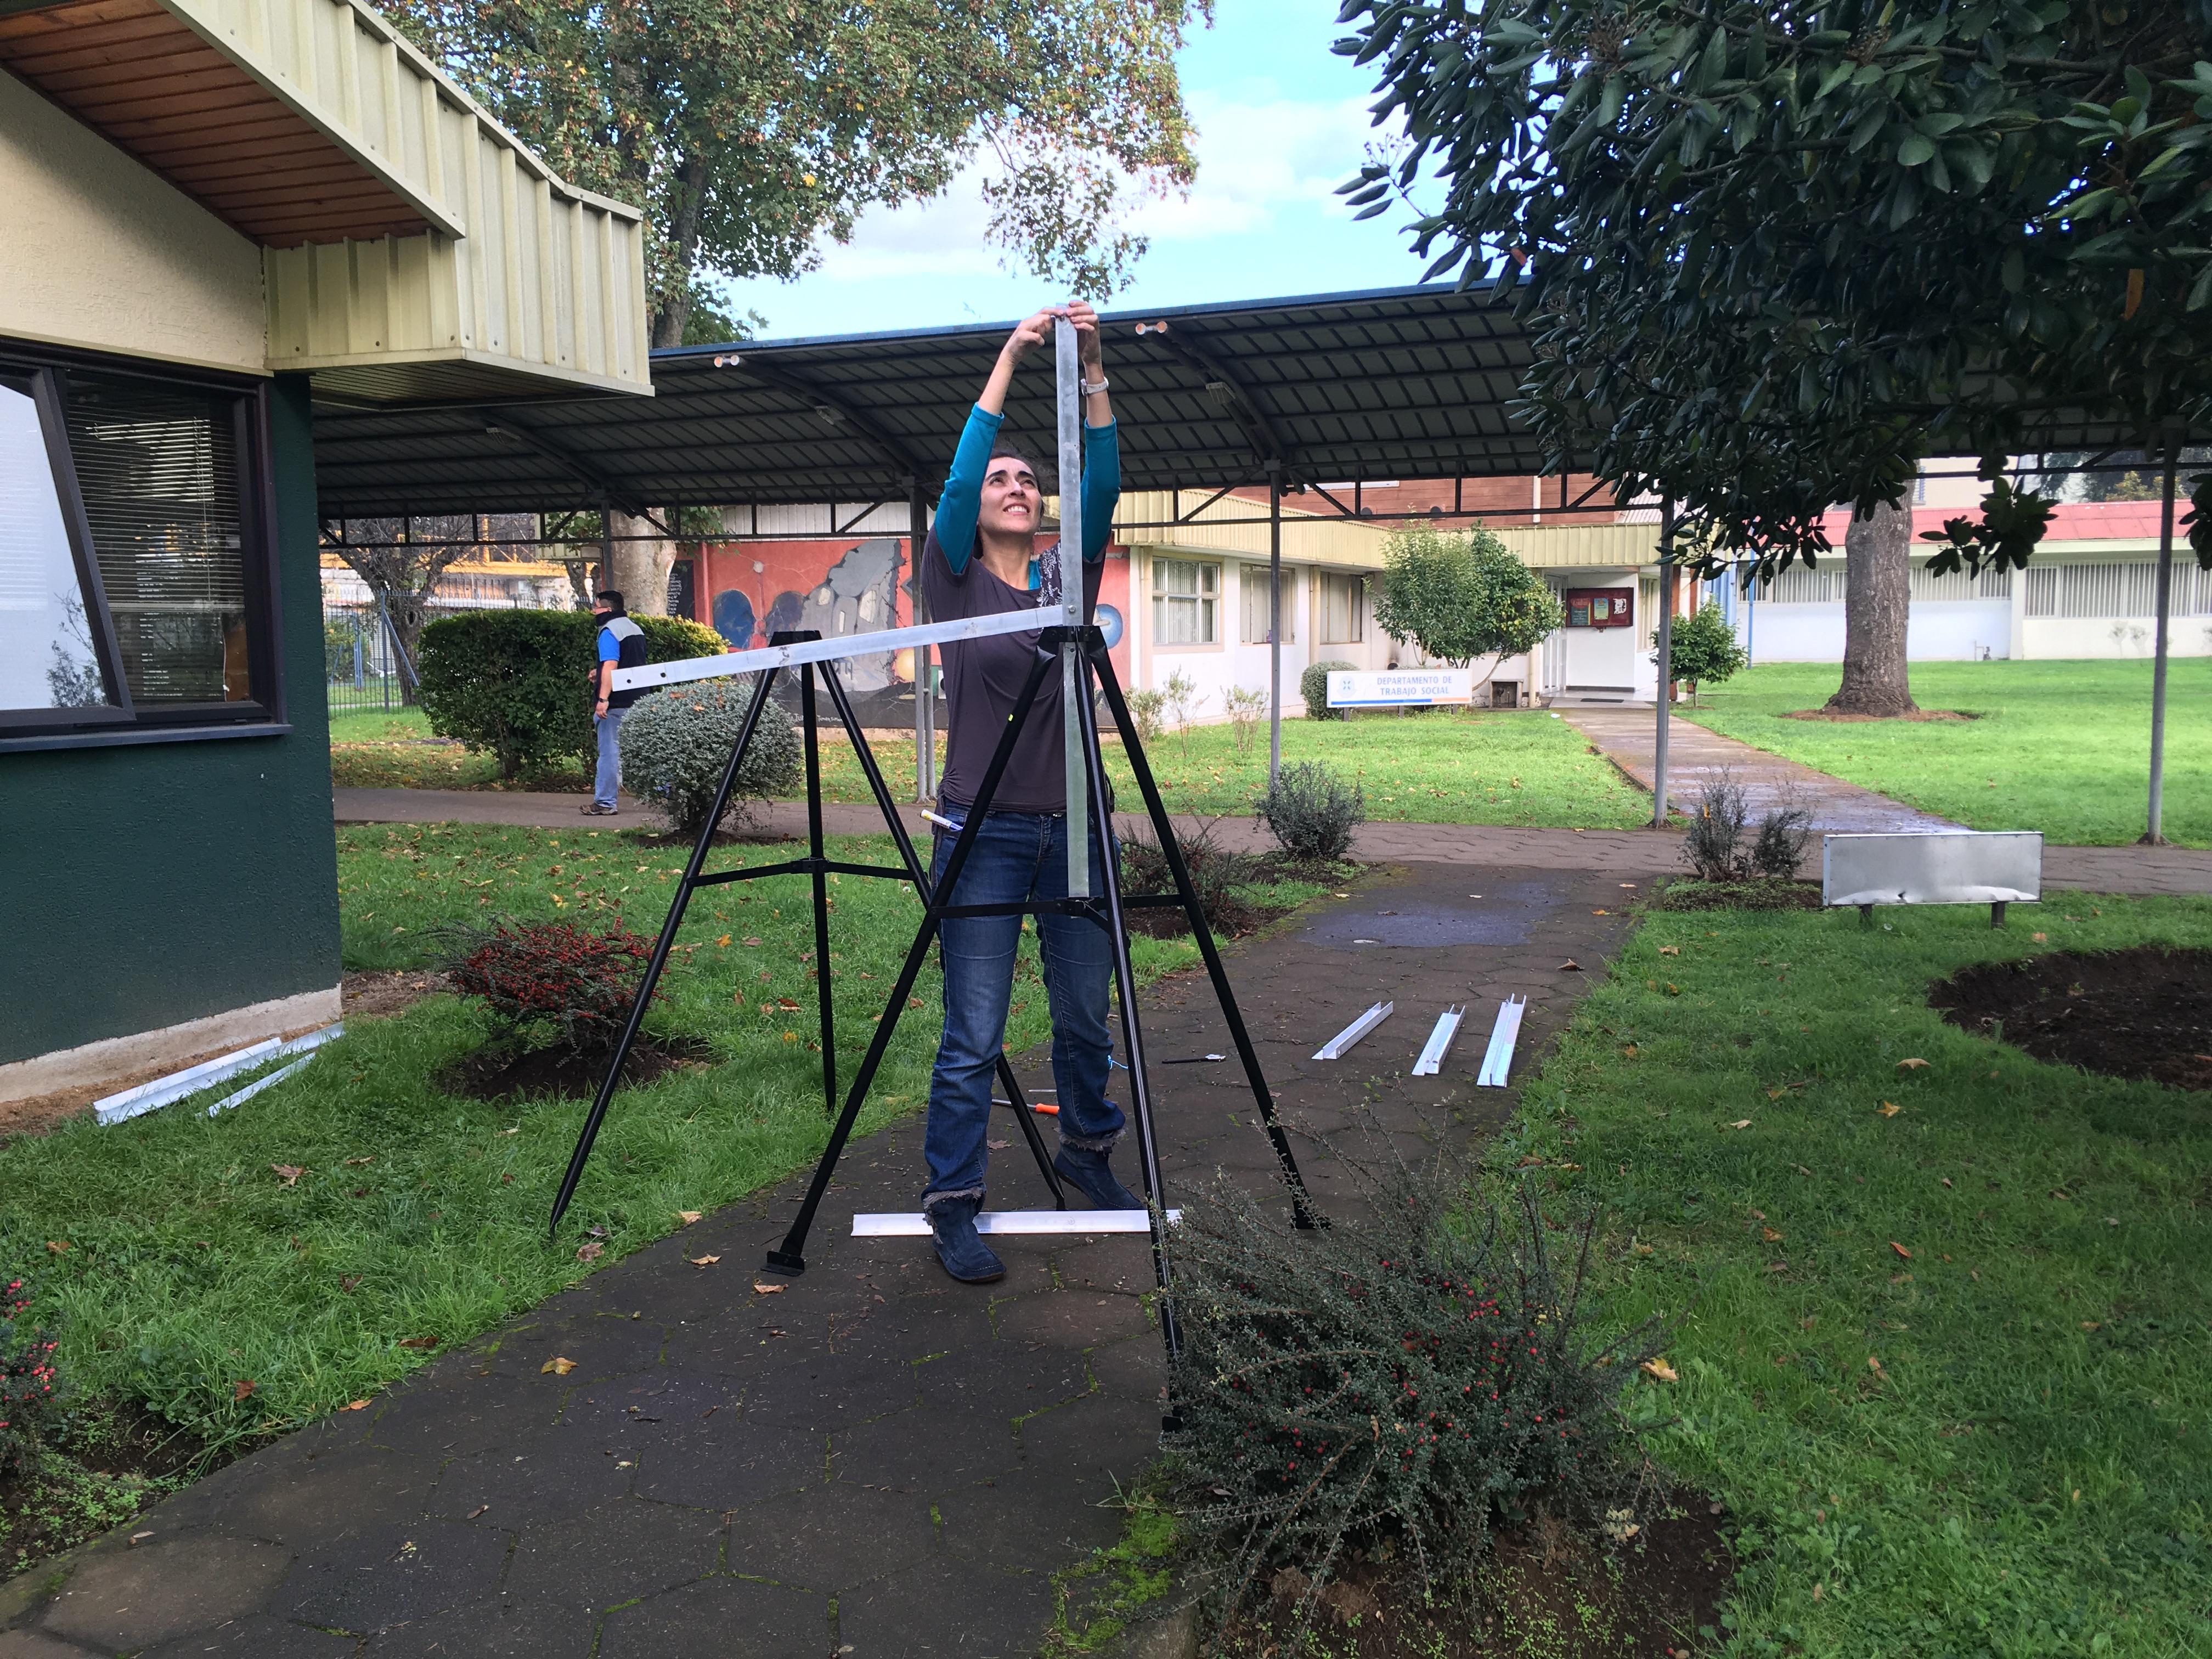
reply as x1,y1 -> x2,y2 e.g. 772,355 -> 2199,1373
311,283 -> 1555,517
311,278 -> 2158,520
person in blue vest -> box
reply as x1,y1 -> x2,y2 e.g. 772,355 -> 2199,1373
916,300 -> 1131,1283
585,589 -> 646,816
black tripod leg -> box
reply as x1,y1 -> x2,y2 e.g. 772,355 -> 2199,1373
1071,653 -> 1182,1363
800,664 -> 838,1117
763,651 -> 1057,1275
550,668 -> 782,1238
817,662 -> 1065,1209
1090,648 -> 1322,1229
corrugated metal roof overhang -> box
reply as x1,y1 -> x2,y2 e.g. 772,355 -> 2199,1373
310,282 -> 2176,518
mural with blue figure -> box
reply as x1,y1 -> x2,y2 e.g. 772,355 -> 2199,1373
712,589 -> 756,650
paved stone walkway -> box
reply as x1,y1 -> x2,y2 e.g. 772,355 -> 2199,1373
334,788 -> 2212,898
1560,707 -> 1960,833
1,866 -> 1639,1658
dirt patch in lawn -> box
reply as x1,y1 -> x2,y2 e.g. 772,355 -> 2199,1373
1216,1503 -> 1735,1657
1654,879 -> 1822,912
1,1401 -> 239,1580
1931,945 -> 2212,1092
342,969 -> 449,1020
433,1034 -> 714,1102
1780,708 -> 1980,723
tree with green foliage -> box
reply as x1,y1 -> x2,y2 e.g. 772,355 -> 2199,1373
1663,600 -> 1751,704
1339,0 -> 2212,712
386,0 -> 1210,349
1371,526 -> 1564,697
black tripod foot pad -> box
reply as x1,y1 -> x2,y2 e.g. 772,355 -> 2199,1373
759,1250 -> 807,1278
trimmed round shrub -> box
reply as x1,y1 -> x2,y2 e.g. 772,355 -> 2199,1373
1299,659 -> 1357,721
617,677 -> 802,836
1257,760 -> 1364,864
416,610 -> 727,780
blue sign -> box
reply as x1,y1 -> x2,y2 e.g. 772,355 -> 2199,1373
1095,603 -> 1124,649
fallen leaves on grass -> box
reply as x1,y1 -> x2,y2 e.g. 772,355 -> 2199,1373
541,1357 -> 577,1376
233,1379 -> 256,1401
343,1400 -> 369,1410
339,1275 -> 362,1294
775,997 -> 802,1012
1891,1241 -> 1914,1260
345,1156 -> 375,1166
271,1164 -> 307,1186
743,936 -> 763,947
575,1241 -> 605,1263
676,1210 -> 702,1226
2032,932 -> 2048,943
1876,1102 -> 1901,1118
1640,1358 -> 1679,1382
397,1335 -> 440,1350
1658,945 -> 1680,956
1897,1057 -> 1929,1070
44,1240 -> 67,1254
1762,1227 -> 1784,1243
1725,1119 -> 1753,1130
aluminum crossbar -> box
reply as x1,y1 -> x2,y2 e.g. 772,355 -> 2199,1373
1313,1001 -> 1393,1060
853,1209 -> 1180,1237
1476,996 -> 1527,1088
610,608 -> 1047,694
1412,1006 -> 1465,1076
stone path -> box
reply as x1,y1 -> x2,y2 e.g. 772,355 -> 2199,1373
1,865 -> 1639,1659
1560,707 -> 1960,833
332,788 -> 2212,898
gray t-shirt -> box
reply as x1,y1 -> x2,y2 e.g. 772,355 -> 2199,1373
921,531 -> 1105,815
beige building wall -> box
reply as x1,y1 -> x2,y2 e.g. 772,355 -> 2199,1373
0,68 -> 266,375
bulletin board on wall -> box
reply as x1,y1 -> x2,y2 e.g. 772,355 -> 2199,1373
1564,587 -> 1633,629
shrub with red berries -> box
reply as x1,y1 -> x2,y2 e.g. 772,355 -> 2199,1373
1167,1140 -> 1662,1624
1,1274 -> 62,1474
435,917 -> 658,1053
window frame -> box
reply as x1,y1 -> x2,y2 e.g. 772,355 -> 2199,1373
0,340 -> 285,744
1238,563 -> 1294,645
1150,555 -> 1220,648
1318,571 -> 1366,645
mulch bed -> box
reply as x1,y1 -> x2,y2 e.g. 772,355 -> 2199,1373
1653,879 -> 1823,912
1215,1504 -> 1735,1657
1930,945 -> 2212,1092
1780,708 -> 1979,723
341,968 -> 449,1021
433,1034 -> 713,1102
1124,851 -> 1354,941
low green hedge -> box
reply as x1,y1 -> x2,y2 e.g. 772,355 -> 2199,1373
416,610 -> 726,779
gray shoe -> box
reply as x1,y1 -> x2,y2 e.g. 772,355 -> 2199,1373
580,802 -> 619,815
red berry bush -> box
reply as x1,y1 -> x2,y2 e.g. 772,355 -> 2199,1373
1166,1146 -> 1660,1625
1,1275 -> 61,1475
436,918 -> 658,1053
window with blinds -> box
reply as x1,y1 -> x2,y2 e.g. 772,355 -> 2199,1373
1152,557 -> 1218,645
2023,562 -> 2212,619
1239,565 -> 1292,644
1319,572 -> 1365,642
0,345 -> 272,739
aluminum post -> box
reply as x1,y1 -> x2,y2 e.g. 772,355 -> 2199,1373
1652,499 -> 1676,829
1055,315 -> 1088,897
2147,437 -> 2180,844
1268,461 -> 1284,788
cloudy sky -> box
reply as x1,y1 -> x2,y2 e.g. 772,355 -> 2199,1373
717,0 -> 1438,339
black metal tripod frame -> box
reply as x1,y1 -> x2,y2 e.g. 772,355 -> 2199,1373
550,625 -> 1321,1368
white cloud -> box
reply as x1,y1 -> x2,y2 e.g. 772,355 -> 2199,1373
791,91 -> 1391,285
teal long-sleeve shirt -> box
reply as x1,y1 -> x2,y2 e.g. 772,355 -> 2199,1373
930,403 -> 1119,582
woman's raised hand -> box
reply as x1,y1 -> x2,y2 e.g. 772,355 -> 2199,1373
1000,308 -> 1058,364
1063,300 -> 1102,368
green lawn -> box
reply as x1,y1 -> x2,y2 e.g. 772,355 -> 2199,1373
1500,895 -> 2212,1653
3,825 -> 1196,1452
1679,659 -> 2211,847
330,704 -> 1651,830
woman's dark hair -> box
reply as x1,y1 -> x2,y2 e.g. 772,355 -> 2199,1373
988,434 -> 1045,484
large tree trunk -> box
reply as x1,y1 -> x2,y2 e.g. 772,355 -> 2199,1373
607,509 -> 673,615
1824,498 -> 1918,716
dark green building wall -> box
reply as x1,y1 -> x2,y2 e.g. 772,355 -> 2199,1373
2,374 -> 342,1066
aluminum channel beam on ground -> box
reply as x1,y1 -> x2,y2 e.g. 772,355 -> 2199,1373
1475,996 -> 1527,1088
1313,1001 -> 1393,1060
853,1210 -> 1180,1237
1411,1006 -> 1465,1076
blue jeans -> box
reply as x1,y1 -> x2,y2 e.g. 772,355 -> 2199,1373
923,809 -> 1122,1211
593,707 -> 626,808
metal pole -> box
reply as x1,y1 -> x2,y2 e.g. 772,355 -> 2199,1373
1055,317 -> 1088,898
2146,437 -> 2180,844
1268,461 -> 1283,788
909,480 -> 935,802
1652,499 -> 1676,829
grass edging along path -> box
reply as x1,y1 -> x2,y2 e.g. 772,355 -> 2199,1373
1497,893 -> 2212,1652
1,826 -> 1215,1476
1677,659 -> 2211,847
